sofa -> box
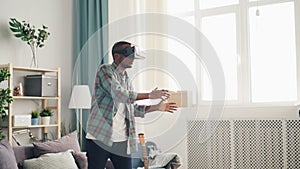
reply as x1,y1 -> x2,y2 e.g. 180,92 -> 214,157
1,131 -> 90,169
12,144 -> 114,169
0,131 -> 116,169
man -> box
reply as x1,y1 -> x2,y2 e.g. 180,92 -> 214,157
86,41 -> 177,169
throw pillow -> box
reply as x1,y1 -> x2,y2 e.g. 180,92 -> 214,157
0,139 -> 18,169
32,131 -> 87,169
32,131 -> 80,156
72,151 -> 88,169
23,150 -> 78,169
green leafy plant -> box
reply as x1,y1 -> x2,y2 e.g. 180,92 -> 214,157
0,68 -> 13,140
0,68 -> 13,118
31,110 -> 39,118
9,18 -> 50,67
9,18 -> 50,48
40,109 -> 53,117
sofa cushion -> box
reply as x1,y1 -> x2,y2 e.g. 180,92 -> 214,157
73,151 -> 88,169
13,145 -> 34,168
32,131 -> 80,156
0,139 -> 18,169
23,150 -> 78,169
32,131 -> 87,169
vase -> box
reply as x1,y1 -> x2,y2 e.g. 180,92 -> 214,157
30,45 -> 38,68
31,118 -> 39,125
41,117 -> 50,125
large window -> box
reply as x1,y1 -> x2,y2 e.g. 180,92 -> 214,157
166,0 -> 299,105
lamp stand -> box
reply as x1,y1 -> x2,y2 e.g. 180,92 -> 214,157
79,108 -> 83,150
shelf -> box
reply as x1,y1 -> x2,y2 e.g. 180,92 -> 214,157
0,63 -> 61,145
12,124 -> 59,129
13,96 -> 59,100
13,66 -> 59,73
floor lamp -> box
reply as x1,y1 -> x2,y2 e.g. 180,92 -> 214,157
69,85 -> 91,149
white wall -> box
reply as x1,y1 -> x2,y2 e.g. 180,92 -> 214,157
0,0 -> 74,133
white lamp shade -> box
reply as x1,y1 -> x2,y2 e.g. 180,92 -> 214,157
69,85 -> 91,109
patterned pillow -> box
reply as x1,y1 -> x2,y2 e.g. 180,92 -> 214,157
23,150 -> 78,169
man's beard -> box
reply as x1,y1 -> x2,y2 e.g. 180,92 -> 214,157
120,62 -> 132,69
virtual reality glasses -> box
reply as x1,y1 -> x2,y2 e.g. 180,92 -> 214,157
113,46 -> 146,59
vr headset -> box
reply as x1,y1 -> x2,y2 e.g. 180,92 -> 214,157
113,46 -> 145,59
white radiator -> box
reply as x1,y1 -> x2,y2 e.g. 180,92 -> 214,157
187,120 -> 300,169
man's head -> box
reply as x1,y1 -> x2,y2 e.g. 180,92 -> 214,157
112,41 -> 135,69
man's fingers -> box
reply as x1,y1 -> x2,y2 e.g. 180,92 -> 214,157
162,91 -> 170,99
168,102 -> 178,107
152,87 -> 158,91
164,102 -> 178,113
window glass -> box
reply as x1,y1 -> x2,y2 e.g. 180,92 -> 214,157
166,0 -> 194,13
199,0 -> 238,9
201,13 -> 238,100
249,2 -> 297,102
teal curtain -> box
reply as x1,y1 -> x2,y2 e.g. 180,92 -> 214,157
73,0 -> 108,150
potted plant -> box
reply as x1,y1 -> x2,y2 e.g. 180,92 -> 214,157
0,68 -> 13,140
40,109 -> 53,125
9,18 -> 50,68
31,110 -> 39,125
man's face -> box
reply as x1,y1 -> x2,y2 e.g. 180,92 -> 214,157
118,44 -> 135,69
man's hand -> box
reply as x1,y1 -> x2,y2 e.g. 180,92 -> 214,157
149,87 -> 170,100
145,100 -> 178,113
157,100 -> 178,113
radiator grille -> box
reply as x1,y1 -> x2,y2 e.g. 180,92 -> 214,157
187,120 -> 300,169
234,120 -> 283,169
187,120 -> 231,169
286,120 -> 300,169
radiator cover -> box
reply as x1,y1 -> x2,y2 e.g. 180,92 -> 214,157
187,120 -> 300,169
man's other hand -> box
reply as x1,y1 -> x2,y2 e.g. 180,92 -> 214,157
149,87 -> 170,100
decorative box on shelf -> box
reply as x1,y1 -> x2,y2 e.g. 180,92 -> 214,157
24,75 -> 57,97
13,115 -> 31,126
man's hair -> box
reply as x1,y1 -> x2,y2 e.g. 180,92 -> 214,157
112,41 -> 131,58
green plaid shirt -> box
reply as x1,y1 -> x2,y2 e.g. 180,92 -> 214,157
86,62 -> 146,153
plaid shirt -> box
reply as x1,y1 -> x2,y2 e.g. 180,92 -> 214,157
86,62 -> 147,153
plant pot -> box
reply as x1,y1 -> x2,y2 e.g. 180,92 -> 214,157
41,117 -> 50,125
31,118 -> 39,125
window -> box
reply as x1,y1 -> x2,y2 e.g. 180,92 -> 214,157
165,0 -> 298,104
113,0 -> 299,105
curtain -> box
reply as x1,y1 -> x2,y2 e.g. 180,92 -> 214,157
73,0 -> 108,150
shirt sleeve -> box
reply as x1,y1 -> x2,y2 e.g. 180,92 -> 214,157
98,65 -> 138,103
133,104 -> 147,118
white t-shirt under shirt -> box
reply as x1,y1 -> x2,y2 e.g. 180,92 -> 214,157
111,103 -> 127,142
86,103 -> 128,142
